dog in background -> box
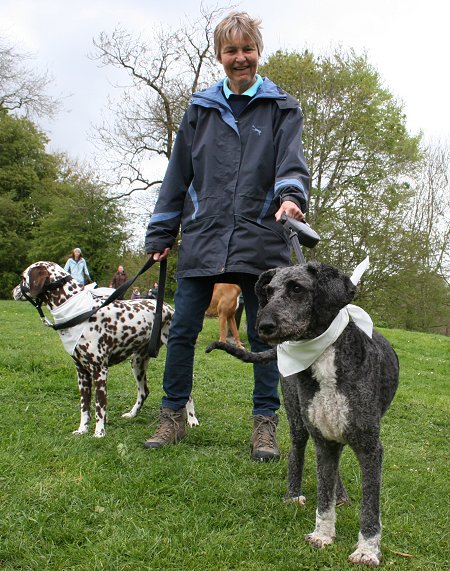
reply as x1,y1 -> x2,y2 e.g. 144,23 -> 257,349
207,262 -> 399,567
205,283 -> 244,348
13,261 -> 198,437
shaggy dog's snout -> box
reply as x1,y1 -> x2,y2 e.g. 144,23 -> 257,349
257,313 -> 278,338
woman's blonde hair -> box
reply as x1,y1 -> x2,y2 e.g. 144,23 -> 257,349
214,12 -> 263,61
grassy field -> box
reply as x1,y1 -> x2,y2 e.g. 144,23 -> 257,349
0,300 -> 448,571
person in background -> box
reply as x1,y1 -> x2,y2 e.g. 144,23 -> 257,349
109,265 -> 129,299
131,287 -> 141,300
64,248 -> 91,285
143,12 -> 309,460
146,282 -> 159,299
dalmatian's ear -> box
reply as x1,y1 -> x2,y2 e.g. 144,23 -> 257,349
28,266 -> 51,297
255,268 -> 277,307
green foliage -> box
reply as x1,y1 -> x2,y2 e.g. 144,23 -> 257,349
0,300 -> 449,570
261,50 -> 421,260
29,166 -> 129,286
0,108 -> 58,201
260,50 -> 450,334
0,110 -> 129,294
0,110 -> 60,295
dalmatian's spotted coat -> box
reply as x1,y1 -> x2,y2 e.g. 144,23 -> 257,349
14,261 -> 198,437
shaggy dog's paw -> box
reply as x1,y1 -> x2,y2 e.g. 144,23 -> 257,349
348,549 -> 381,567
121,411 -> 136,418
284,494 -> 306,506
349,533 -> 381,567
94,429 -> 106,438
305,532 -> 334,549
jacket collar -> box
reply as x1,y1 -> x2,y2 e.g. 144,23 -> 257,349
222,74 -> 263,98
192,77 -> 286,108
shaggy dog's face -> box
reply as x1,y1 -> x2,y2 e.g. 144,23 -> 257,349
255,265 -> 316,343
254,263 -> 357,344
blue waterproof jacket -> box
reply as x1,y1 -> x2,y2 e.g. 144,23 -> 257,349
145,77 -> 310,278
64,257 -> 90,284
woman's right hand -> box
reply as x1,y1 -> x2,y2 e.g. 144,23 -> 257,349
149,248 -> 170,262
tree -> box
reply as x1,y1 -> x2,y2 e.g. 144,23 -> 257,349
0,38 -> 60,119
260,50 -> 424,311
0,109 -> 129,296
29,160 -> 129,285
90,4 -> 231,222
407,141 -> 450,278
373,141 -> 450,334
0,109 -> 60,296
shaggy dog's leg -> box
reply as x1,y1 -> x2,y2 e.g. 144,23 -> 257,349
93,366 -> 108,438
281,375 -> 309,504
285,418 -> 309,504
73,365 -> 92,435
122,352 -> 150,418
305,441 -> 343,548
349,441 -> 384,567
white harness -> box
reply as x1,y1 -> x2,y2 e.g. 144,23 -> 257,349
277,258 -> 373,376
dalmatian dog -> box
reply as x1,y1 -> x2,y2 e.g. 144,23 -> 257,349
207,261 -> 399,567
13,261 -> 198,438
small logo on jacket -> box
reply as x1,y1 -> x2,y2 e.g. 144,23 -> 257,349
252,124 -> 262,136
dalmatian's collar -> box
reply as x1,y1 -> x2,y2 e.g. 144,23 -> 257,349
277,258 -> 373,376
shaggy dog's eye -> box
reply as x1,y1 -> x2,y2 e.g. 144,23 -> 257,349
288,282 -> 304,295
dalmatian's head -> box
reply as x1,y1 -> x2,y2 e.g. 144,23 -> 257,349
13,262 -> 76,304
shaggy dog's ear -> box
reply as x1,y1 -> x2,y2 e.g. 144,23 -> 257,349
28,266 -> 50,297
312,264 -> 357,313
255,268 -> 277,307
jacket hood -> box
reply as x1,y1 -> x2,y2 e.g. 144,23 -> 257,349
192,77 -> 289,108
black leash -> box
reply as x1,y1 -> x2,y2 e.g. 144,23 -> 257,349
22,257 -> 168,357
148,258 -> 167,358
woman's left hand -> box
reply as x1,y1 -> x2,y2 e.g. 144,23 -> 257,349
275,200 -> 305,222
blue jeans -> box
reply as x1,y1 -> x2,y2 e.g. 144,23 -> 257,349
162,273 -> 280,416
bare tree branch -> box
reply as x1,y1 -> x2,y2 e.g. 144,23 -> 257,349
0,39 -> 61,119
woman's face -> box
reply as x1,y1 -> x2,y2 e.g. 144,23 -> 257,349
219,33 -> 259,95
73,250 -> 81,260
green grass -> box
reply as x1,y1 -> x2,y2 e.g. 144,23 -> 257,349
0,300 -> 448,570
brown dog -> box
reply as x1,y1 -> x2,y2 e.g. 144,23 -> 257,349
205,283 -> 244,348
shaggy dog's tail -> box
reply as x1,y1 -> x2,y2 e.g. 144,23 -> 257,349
205,341 -> 277,363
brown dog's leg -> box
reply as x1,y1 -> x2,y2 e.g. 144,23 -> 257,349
227,315 -> 244,348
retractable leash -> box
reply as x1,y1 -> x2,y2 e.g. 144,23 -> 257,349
280,213 -> 320,263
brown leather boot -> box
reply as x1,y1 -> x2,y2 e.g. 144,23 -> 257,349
143,407 -> 187,449
251,414 -> 280,461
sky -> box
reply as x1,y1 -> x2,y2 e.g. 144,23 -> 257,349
1,0 -> 449,164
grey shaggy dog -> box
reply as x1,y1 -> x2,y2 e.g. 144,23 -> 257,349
207,262 -> 399,567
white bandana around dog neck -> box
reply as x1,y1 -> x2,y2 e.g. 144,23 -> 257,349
51,289 -> 94,355
277,257 -> 373,376
51,286 -> 117,355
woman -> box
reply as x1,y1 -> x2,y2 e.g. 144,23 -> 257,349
64,248 -> 91,285
144,12 -> 309,460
